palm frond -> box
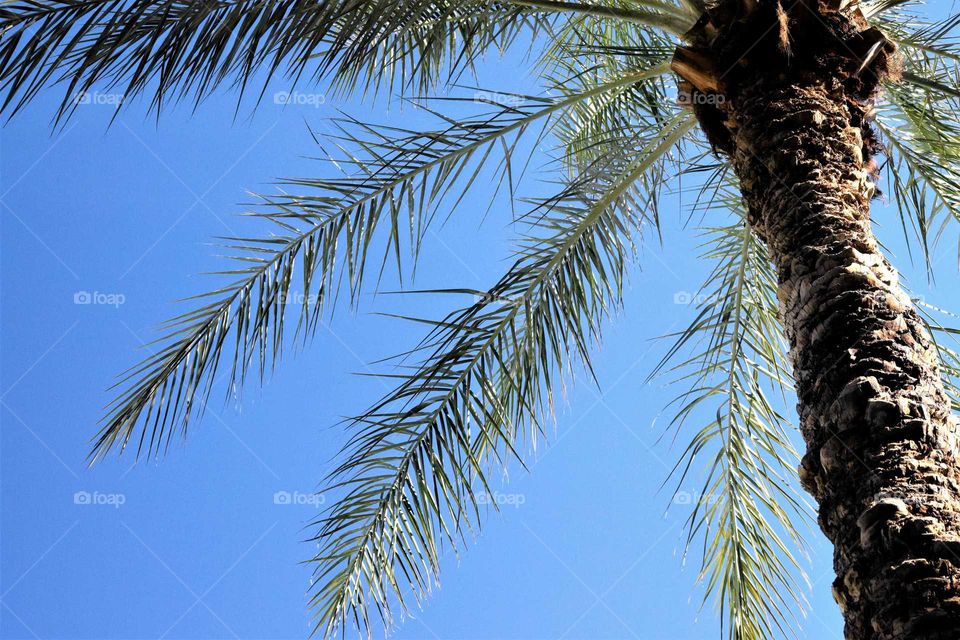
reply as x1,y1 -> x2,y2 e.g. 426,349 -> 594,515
91,65 -> 668,462
874,90 -> 960,267
875,10 -> 960,266
0,0 -> 690,118
652,178 -> 809,640
936,334 -> 960,413
309,112 -> 695,639
0,0 -> 532,116
540,17 -> 676,173
915,300 -> 960,413
512,0 -> 693,33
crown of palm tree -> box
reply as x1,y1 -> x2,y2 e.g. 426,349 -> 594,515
3,0 -> 959,638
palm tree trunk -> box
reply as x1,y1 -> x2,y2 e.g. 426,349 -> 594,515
729,71 -> 960,638
674,2 -> 960,634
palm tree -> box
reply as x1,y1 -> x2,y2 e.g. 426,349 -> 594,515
4,0 -> 960,637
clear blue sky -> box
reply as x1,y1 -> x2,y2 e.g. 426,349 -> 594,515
1,32 -> 958,640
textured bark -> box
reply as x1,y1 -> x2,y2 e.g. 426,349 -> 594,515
735,71 -> 960,640
677,1 -> 960,637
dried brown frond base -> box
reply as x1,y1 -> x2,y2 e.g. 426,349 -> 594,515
673,0 -> 899,157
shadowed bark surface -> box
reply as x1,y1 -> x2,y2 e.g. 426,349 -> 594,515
676,1 -> 960,637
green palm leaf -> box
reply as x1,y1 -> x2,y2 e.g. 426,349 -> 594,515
651,183 -> 810,639
876,9 -> 960,265
310,112 -> 694,638
92,63 -> 670,462
0,0 -> 691,118
3,1 -> 958,639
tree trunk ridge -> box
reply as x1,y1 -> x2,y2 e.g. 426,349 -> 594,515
731,77 -> 960,638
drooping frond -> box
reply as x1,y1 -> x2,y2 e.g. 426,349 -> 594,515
0,0 -> 523,116
0,0 -> 692,119
936,334 -> 960,413
916,301 -> 960,413
309,113 -> 695,639
85,81 -> 622,461
875,10 -> 960,266
652,178 -> 809,640
92,65 -> 669,462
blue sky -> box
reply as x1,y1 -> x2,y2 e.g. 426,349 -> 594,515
1,28 -> 958,640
